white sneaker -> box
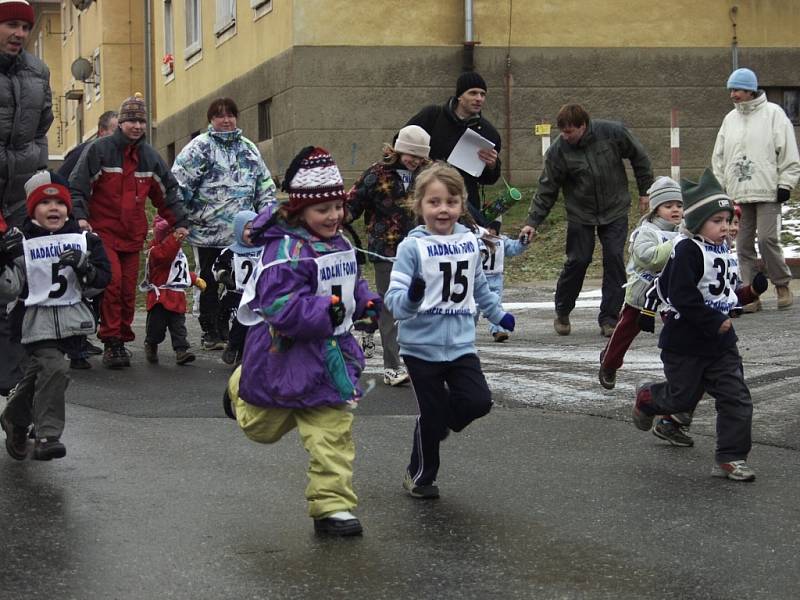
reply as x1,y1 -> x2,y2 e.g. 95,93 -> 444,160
360,332 -> 375,359
383,367 -> 410,386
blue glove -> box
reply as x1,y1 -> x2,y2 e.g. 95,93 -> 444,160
498,312 -> 515,332
408,276 -> 426,302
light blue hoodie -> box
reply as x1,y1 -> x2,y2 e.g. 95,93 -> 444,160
385,223 -> 506,362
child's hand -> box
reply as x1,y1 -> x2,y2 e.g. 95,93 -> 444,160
0,227 -> 23,257
498,312 -> 515,332
58,248 -> 90,275
752,272 -> 768,295
718,318 -> 732,334
408,276 -> 426,302
217,270 -> 236,290
194,277 -> 207,291
329,295 -> 346,328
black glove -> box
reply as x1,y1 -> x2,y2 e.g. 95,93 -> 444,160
408,276 -> 426,302
217,270 -> 236,290
752,272 -> 768,295
329,295 -> 346,328
0,227 -> 23,258
777,188 -> 791,203
58,248 -> 90,275
638,281 -> 662,334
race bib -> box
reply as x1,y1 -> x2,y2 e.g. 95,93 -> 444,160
314,248 -> 357,336
415,232 -> 479,315
479,237 -> 505,275
23,233 -> 87,307
396,169 -> 413,191
162,249 -> 191,290
233,249 -> 262,293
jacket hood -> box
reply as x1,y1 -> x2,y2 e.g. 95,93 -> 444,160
227,209 -> 258,253
406,222 -> 472,238
734,91 -> 766,115
207,125 -> 243,144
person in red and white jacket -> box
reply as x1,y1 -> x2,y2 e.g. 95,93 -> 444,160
140,216 -> 205,366
68,93 -> 189,368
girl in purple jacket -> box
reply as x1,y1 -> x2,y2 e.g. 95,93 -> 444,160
223,147 -> 380,537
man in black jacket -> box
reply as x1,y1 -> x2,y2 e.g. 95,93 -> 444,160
520,104 -> 653,338
57,110 -> 118,180
404,71 -> 501,226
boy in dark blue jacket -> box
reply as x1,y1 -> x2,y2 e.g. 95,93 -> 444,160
631,169 -> 759,482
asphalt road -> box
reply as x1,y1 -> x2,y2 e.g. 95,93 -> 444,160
1,280 -> 798,599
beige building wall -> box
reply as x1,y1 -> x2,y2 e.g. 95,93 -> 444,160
152,1 -> 800,186
27,4 -> 63,160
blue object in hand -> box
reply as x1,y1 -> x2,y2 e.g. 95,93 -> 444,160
498,312 -> 515,331
408,276 -> 426,302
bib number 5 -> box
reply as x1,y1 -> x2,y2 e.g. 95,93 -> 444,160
49,263 -> 68,298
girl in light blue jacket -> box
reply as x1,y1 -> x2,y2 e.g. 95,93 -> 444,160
385,162 -> 515,500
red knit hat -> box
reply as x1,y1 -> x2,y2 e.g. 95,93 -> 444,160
24,171 -> 72,217
0,0 -> 35,26
152,215 -> 171,242
281,147 -> 345,213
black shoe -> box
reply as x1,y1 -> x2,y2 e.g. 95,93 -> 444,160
33,437 -> 66,461
598,366 -> 616,390
175,350 -> 196,365
313,512 -> 363,537
652,417 -> 694,447
221,345 -> 238,365
403,472 -> 440,499
492,332 -> 509,343
102,342 -> 128,369
144,342 -> 159,364
1,411 -> 29,460
70,357 -> 92,370
222,388 -> 236,420
84,340 -> 103,355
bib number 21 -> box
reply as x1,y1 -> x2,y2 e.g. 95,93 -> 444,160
439,260 -> 469,303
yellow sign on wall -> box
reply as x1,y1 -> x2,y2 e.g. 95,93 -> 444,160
534,124 -> 551,136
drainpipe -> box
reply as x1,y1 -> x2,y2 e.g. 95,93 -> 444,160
462,0 -> 475,72
729,5 -> 739,70
144,0 -> 153,141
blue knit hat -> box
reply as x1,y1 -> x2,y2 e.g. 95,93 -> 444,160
726,68 -> 758,92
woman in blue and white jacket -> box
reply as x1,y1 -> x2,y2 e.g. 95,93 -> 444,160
385,162 -> 515,501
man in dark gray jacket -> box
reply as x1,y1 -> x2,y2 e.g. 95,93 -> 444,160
520,104 -> 653,337
0,0 -> 54,393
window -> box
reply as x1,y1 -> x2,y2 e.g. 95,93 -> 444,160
164,0 -> 174,56
92,49 -> 101,97
251,0 -> 272,10
166,142 -> 176,166
765,87 -> 800,125
258,99 -> 272,141
185,0 -> 202,59
215,0 -> 236,36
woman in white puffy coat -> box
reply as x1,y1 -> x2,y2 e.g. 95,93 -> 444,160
712,67 -> 800,311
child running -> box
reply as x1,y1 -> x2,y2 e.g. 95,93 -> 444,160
212,210 -> 262,365
223,147 -> 380,536
631,169 -> 762,481
477,224 -> 529,342
0,171 -> 110,460
385,162 -> 515,499
141,216 -> 206,365
347,125 -> 431,386
599,176 -> 683,390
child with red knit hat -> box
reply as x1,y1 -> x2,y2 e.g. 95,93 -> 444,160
140,216 -> 206,365
0,171 -> 110,461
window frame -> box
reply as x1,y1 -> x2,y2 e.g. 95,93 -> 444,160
184,0 -> 202,60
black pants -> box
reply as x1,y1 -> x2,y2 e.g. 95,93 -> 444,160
644,347 -> 752,463
555,216 -> 627,326
403,353 -> 492,486
145,304 -> 189,351
194,246 -> 224,336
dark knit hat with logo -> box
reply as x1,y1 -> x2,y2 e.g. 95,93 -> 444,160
456,71 -> 487,97
119,92 -> 147,123
281,146 -> 345,213
24,170 -> 72,217
681,169 -> 733,234
0,0 -> 35,26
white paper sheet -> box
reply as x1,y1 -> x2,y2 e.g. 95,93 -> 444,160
446,128 -> 495,177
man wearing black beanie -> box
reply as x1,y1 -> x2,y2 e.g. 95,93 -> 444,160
403,71 -> 501,227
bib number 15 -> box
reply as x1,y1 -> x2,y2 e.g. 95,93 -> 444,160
439,260 -> 469,303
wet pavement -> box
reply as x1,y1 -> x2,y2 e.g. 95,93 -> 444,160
1,280 -> 799,599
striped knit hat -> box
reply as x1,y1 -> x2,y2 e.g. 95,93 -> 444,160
24,170 -> 72,217
282,146 -> 345,213
681,169 -> 733,234
647,176 -> 683,214
0,0 -> 34,25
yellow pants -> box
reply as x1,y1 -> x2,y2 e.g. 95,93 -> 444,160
228,367 -> 357,519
